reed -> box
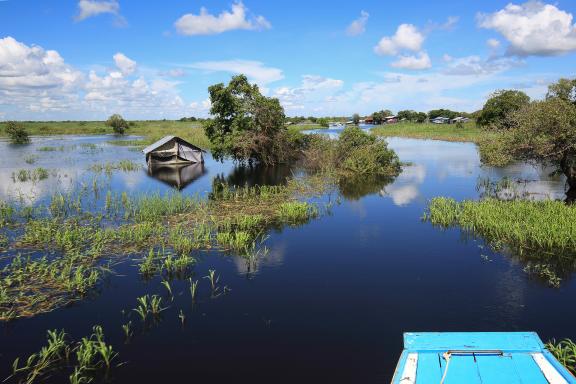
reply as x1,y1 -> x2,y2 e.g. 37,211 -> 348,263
189,278 -> 198,302
546,339 -> 576,375
11,168 -> 49,183
276,201 -> 317,224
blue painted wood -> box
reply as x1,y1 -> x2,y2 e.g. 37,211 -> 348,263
510,354 -> 550,384
391,332 -> 576,383
442,355 -> 482,384
404,332 -> 543,352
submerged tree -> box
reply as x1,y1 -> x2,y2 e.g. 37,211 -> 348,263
5,121 -> 30,144
477,89 -> 530,129
106,114 -> 129,135
204,75 -> 289,165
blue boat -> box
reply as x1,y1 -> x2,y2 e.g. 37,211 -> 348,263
392,332 -> 575,383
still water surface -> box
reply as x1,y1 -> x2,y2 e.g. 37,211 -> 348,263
0,133 -> 573,383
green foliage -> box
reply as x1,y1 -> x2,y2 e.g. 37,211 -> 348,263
337,126 -> 401,175
546,338 -> 576,375
352,113 -> 360,125
397,110 -> 427,123
105,114 -> 129,135
477,89 -> 530,129
5,121 -> 30,144
204,74 -> 287,165
317,117 -> 329,127
372,110 -> 393,124
546,78 -> 576,105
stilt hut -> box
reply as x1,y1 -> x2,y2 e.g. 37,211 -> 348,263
142,136 -> 204,165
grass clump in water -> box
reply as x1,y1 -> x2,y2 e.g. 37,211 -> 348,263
90,160 -> 142,174
546,338 -> 576,375
276,201 -> 317,225
11,168 -> 50,183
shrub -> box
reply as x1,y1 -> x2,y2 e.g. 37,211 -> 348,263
5,121 -> 30,144
476,90 -> 530,129
105,114 -> 129,135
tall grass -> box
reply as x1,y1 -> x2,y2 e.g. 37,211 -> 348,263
371,121 -> 497,143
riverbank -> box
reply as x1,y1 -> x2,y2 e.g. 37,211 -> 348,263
372,122 -> 498,143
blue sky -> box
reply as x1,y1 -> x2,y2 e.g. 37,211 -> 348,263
1,0 -> 575,120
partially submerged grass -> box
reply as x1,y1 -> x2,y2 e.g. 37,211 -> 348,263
546,338 -> 576,375
9,326 -> 117,384
372,122 -> 498,143
423,197 -> 576,278
0,176 -> 324,320
11,168 -> 50,183
89,160 -> 142,174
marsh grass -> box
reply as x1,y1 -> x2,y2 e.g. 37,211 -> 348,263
424,198 -> 576,279
11,168 -> 49,183
89,160 -> 142,174
371,121 -> 497,143
546,339 -> 576,375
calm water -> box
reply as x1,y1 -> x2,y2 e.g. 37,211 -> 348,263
0,133 -> 573,383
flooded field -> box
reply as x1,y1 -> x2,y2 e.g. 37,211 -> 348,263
0,133 -> 573,383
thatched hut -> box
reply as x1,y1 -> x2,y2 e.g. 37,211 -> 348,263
142,136 -> 204,165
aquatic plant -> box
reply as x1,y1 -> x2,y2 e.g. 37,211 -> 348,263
189,278 -> 198,302
546,338 -> 576,375
122,321 -> 133,340
24,155 -> 38,164
161,280 -> 173,298
11,168 -> 49,183
424,197 -> 576,282
178,309 -> 186,325
276,201 -> 317,224
89,160 -> 142,174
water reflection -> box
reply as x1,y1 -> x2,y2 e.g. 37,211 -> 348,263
147,163 -> 206,190
213,163 -> 294,187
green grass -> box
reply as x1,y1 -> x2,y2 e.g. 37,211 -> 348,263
424,197 -> 576,259
546,338 -> 576,375
372,122 -> 498,143
0,120 -> 211,150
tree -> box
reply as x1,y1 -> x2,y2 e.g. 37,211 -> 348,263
106,114 -> 129,135
477,90 -> 530,129
352,113 -> 360,125
415,112 -> 427,123
546,78 -> 576,105
501,97 -> 576,199
317,118 -> 329,127
5,121 -> 30,144
204,74 -> 288,165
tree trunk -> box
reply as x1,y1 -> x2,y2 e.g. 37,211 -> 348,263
561,151 -> 576,203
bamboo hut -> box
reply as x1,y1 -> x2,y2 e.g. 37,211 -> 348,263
142,136 -> 204,166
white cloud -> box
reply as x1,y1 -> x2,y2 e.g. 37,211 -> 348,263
189,60 -> 283,86
273,75 -> 343,111
391,52 -> 431,70
346,11 -> 369,36
443,55 -> 522,76
374,24 -> 424,56
478,1 -> 576,56
75,0 -> 122,22
113,52 -> 136,75
174,2 -> 270,36
487,38 -> 501,48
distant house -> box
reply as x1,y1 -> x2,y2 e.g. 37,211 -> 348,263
364,116 -> 374,124
431,117 -> 450,124
384,115 -> 398,124
451,116 -> 470,124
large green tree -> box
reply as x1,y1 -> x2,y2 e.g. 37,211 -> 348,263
204,75 -> 288,165
105,114 -> 129,135
546,78 -> 576,105
476,90 -> 530,129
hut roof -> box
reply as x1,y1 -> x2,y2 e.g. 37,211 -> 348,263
142,135 -> 205,155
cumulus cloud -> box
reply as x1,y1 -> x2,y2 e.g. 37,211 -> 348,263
374,24 -> 424,55
346,10 -> 369,36
0,37 -> 198,119
113,52 -> 136,75
391,52 -> 431,70
188,60 -> 283,86
174,2 -> 270,36
478,1 -> 576,56
75,0 -> 123,23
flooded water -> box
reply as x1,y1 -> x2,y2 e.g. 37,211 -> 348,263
0,133 -> 573,383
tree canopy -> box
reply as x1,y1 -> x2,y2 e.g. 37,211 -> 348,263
477,90 -> 530,129
5,121 -> 30,144
204,75 -> 288,165
105,114 -> 129,135
546,78 -> 576,105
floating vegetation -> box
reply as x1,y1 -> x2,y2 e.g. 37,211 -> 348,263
11,168 -> 50,183
276,201 -> 317,225
8,326 -> 117,384
523,263 -> 562,288
89,160 -> 142,174
546,338 -> 576,375
24,155 -> 38,164
37,145 -> 65,152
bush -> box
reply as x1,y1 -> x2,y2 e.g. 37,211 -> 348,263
105,114 -> 129,135
341,142 -> 400,175
476,90 -> 530,129
5,121 -> 30,144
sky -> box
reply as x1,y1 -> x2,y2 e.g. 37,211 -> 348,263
1,0 -> 575,120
